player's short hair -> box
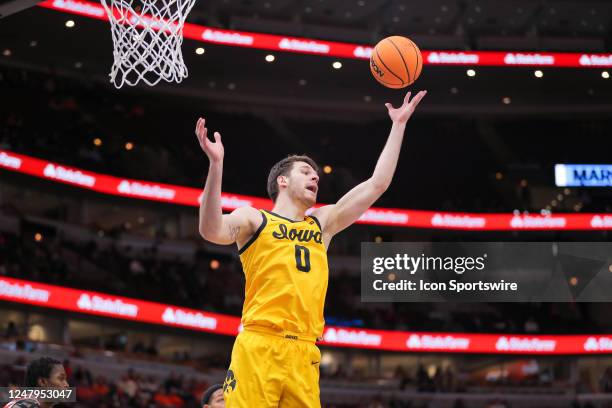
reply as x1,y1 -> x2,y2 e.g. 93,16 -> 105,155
201,383 -> 223,406
267,155 -> 319,202
25,357 -> 62,387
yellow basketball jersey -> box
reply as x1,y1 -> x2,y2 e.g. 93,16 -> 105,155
238,209 -> 328,338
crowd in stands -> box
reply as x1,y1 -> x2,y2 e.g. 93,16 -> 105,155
0,228 -> 603,334
1,347 -> 612,407
0,355 -> 211,408
2,65 -> 611,213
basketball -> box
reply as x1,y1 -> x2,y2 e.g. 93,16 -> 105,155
370,36 -> 422,89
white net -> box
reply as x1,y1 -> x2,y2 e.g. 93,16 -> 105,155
100,0 -> 196,88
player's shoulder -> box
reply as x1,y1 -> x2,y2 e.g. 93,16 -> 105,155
230,206 -> 265,228
309,205 -> 334,230
231,205 -> 261,218
4,399 -> 40,408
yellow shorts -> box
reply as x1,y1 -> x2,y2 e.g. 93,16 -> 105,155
223,327 -> 322,408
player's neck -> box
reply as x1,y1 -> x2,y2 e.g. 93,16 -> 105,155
271,196 -> 307,222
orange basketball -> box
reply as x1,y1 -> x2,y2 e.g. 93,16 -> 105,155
370,36 -> 422,89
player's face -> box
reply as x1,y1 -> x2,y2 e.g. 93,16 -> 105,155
287,162 -> 319,207
40,364 -> 69,388
204,389 -> 225,408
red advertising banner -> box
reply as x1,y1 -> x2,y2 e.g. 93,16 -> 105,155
2,276 -> 612,354
1,149 -> 611,231
38,0 -> 612,68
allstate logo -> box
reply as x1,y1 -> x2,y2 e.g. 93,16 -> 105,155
77,294 -> 93,310
407,334 -> 422,348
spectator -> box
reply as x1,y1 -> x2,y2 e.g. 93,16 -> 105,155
201,384 -> 223,408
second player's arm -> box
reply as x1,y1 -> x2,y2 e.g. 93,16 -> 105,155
314,91 -> 427,241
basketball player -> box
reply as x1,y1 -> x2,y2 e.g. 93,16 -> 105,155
2,357 -> 69,408
196,90 -> 426,407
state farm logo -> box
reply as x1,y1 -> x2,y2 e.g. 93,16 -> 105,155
354,46 -> 372,59
202,29 -> 254,45
584,337 -> 612,351
427,52 -> 479,64
323,328 -> 382,346
590,216 -> 612,228
43,164 -> 96,187
162,308 -> 217,330
76,294 -> 138,317
406,334 -> 470,350
510,215 -> 567,229
0,280 -> 50,303
0,152 -> 22,169
359,210 -> 408,225
504,53 -> 555,66
117,180 -> 176,200
579,54 -> 612,67
431,214 -> 486,229
52,0 -> 106,17
278,38 -> 330,54
495,336 -> 556,352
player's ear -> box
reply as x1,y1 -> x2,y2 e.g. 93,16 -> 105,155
277,175 -> 288,188
38,377 -> 47,387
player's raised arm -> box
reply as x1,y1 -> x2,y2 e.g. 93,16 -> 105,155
313,90 -> 427,241
196,118 -> 259,246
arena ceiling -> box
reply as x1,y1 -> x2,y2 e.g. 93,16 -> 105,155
0,0 -> 611,117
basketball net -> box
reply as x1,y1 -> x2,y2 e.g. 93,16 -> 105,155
100,0 -> 196,88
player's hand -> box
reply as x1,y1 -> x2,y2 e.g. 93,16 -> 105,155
385,90 -> 427,124
195,117 -> 224,163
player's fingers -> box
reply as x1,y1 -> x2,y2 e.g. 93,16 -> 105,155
411,90 -> 427,106
403,92 -> 412,105
214,131 -> 222,143
195,118 -> 201,136
199,127 -> 208,146
385,103 -> 393,110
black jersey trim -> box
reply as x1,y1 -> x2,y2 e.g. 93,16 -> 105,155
309,215 -> 322,232
238,211 -> 267,255
262,210 -> 305,223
